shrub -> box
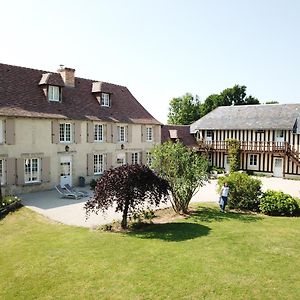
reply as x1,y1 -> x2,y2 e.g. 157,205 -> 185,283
1,195 -> 21,209
259,190 -> 299,216
217,172 -> 262,211
89,179 -> 97,190
85,164 -> 169,229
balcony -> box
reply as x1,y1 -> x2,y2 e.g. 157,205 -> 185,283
198,140 -> 289,154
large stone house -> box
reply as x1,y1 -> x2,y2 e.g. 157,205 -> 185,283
190,104 -> 300,178
0,63 -> 161,194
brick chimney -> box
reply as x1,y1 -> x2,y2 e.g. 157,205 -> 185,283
58,66 -> 75,87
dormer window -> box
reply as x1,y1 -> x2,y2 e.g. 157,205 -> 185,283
101,93 -> 110,107
48,86 -> 60,102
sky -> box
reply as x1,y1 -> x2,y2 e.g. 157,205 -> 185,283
1,0 -> 300,123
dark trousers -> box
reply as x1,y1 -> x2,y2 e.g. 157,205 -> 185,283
220,196 -> 228,212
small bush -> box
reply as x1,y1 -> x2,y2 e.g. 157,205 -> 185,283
259,190 -> 299,216
218,172 -> 262,211
89,179 -> 97,190
1,195 -> 21,209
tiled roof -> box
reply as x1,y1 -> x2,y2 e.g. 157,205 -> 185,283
0,63 -> 160,124
190,104 -> 300,133
39,73 -> 65,86
161,125 -> 198,147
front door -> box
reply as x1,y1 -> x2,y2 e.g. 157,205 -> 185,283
60,156 -> 72,187
224,155 -> 230,172
273,158 -> 283,177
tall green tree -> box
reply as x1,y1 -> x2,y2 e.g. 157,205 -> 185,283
167,93 -> 201,125
151,141 -> 209,214
201,85 -> 260,116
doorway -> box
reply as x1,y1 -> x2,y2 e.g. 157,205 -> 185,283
60,156 -> 72,187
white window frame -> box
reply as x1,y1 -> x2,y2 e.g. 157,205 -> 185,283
131,152 -> 139,165
146,127 -> 153,142
0,159 -> 5,185
249,154 -> 258,166
59,123 -> 72,143
48,85 -> 60,102
118,126 -> 126,142
0,120 -> 3,144
206,130 -> 213,138
94,124 -> 103,142
101,93 -> 110,107
94,154 -> 105,175
146,152 -> 152,166
24,158 -> 40,183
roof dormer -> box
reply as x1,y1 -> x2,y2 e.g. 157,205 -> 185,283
39,73 -> 64,102
92,81 -> 112,107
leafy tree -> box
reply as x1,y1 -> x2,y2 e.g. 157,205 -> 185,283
201,85 -> 260,116
167,93 -> 201,125
85,164 -> 169,229
151,141 -> 209,214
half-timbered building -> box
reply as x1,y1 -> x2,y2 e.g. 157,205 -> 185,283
190,104 -> 300,178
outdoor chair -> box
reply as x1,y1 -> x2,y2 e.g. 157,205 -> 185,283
64,184 -> 89,198
55,185 -> 81,199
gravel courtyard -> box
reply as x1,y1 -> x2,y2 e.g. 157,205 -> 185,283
21,177 -> 300,228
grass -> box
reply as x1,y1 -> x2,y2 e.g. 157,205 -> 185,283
1,205 -> 300,299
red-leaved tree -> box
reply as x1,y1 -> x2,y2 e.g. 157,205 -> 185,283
85,164 -> 170,228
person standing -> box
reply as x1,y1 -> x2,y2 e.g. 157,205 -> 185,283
219,182 -> 229,213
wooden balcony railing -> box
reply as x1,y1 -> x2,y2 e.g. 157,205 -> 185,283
198,140 -> 289,153
198,140 -> 300,167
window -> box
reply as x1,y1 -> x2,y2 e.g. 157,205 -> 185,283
249,154 -> 258,166
48,85 -> 60,102
94,124 -> 103,142
25,158 -> 40,183
59,123 -> 72,143
146,152 -> 152,166
101,93 -> 110,107
0,159 -> 4,185
206,130 -> 213,138
94,154 -> 104,174
131,152 -> 139,164
0,120 -> 3,143
118,126 -> 126,142
146,127 -> 153,142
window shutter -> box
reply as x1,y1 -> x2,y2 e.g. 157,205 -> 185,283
103,124 -> 107,142
141,125 -> 147,142
106,153 -> 112,169
87,153 -> 94,176
41,157 -> 51,182
154,125 -> 160,143
6,158 -> 16,185
142,152 -> 147,165
113,124 -> 118,143
74,121 -> 81,144
16,158 -> 24,185
5,119 -> 15,145
139,151 -> 143,164
87,122 -> 94,143
106,123 -> 112,143
127,125 -> 132,143
126,152 -> 132,165
51,120 -> 59,144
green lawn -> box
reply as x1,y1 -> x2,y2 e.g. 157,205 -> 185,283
1,205 -> 300,300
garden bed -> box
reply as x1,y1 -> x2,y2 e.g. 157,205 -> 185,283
0,196 -> 22,218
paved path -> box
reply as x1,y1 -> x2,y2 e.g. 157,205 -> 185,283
21,177 -> 300,228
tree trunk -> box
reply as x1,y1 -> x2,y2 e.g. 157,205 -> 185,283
121,199 -> 129,229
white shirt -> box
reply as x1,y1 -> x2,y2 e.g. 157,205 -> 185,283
221,186 -> 229,197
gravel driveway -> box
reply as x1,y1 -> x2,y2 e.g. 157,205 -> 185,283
21,177 -> 300,228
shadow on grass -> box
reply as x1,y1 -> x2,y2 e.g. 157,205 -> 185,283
127,222 -> 211,242
188,206 -> 263,223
